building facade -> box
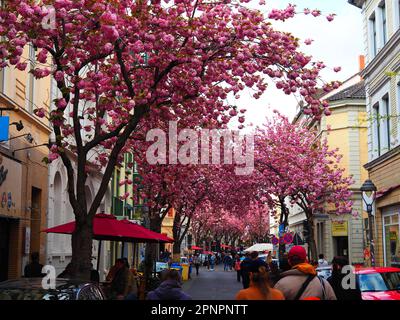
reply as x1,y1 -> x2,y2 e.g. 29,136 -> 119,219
289,73 -> 368,265
350,0 -> 400,267
0,45 -> 51,280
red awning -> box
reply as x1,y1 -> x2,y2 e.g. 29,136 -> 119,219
42,213 -> 174,243
221,244 -> 231,248
191,246 -> 203,250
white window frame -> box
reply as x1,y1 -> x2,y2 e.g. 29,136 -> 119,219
369,12 -> 378,59
379,1 -> 388,45
393,0 -> 400,30
371,83 -> 391,159
397,77 -> 400,147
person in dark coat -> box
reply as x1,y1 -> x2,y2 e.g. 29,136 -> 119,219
240,252 -> 253,289
110,259 -> 129,299
24,252 -> 44,278
327,256 -> 362,300
147,269 -> 191,300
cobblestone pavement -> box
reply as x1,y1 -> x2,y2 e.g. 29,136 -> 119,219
182,265 -> 243,300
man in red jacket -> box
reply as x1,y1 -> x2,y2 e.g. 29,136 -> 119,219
274,246 -> 336,300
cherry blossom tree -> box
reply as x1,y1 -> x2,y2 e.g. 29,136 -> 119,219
254,113 -> 354,260
0,0 -> 337,278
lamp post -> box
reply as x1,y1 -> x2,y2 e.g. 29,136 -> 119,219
361,179 -> 377,267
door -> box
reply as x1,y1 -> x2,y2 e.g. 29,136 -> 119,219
0,218 -> 10,281
334,236 -> 349,258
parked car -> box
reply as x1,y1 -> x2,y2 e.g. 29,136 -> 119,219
356,267 -> 400,300
0,278 -> 106,300
256,254 -> 280,269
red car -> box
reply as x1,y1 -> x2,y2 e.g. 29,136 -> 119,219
356,267 -> 400,300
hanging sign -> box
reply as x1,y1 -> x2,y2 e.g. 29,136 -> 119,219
332,221 -> 348,237
0,116 -> 9,141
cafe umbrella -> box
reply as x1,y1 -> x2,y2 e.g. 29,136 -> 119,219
42,213 -> 174,271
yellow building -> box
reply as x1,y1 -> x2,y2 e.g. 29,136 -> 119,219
290,72 -> 368,264
349,0 -> 400,267
0,45 -> 51,280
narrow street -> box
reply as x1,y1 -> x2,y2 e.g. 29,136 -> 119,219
183,265 -> 243,300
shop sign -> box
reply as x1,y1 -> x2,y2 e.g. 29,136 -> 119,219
332,221 -> 348,237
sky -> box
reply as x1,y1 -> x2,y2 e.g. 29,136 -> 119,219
233,0 -> 364,127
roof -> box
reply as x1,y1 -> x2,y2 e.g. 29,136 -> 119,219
355,267 -> 400,274
327,81 -> 366,102
348,0 -> 365,8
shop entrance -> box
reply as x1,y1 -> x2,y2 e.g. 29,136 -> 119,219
0,218 -> 10,281
334,236 -> 349,258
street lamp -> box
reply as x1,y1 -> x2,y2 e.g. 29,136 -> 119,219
361,179 -> 377,267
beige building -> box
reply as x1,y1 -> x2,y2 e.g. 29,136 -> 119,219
289,72 -> 368,265
0,45 -> 51,280
349,0 -> 400,267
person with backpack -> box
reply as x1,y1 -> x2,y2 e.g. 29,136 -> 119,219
274,246 -> 337,300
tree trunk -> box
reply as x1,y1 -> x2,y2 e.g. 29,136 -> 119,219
143,213 -> 164,290
70,215 -> 93,280
308,218 -> 318,262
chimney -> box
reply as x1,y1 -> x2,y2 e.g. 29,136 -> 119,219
359,55 -> 365,72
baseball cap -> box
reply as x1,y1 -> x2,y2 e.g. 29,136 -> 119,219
288,246 -> 307,261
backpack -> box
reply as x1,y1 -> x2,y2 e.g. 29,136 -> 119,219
294,275 -> 327,300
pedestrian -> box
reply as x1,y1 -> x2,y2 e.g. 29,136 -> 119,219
193,254 -> 201,276
147,269 -> 192,300
236,266 -> 285,300
327,256 -> 362,300
109,258 -> 130,300
249,251 -> 269,272
318,254 -> 329,268
234,256 -> 241,282
24,252 -> 44,278
188,255 -> 193,279
274,246 -> 337,300
209,254 -> 216,271
223,254 -> 231,271
240,252 -> 252,289
266,251 -> 273,266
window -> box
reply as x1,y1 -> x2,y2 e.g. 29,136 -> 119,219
358,272 -> 400,292
383,210 -> 400,268
369,13 -> 378,58
380,2 -> 387,45
373,103 -> 381,156
382,94 -> 391,150
395,0 -> 400,30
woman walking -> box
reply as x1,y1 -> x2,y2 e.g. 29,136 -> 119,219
235,266 -> 284,300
